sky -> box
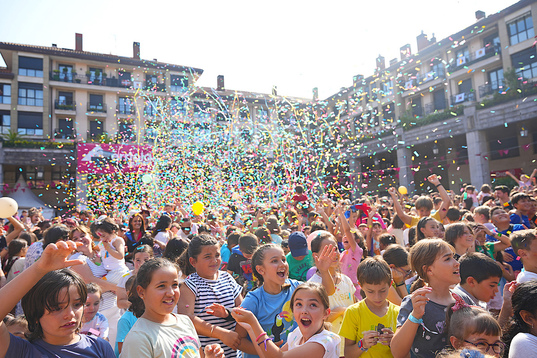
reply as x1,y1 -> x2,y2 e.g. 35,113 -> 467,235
0,0 -> 515,99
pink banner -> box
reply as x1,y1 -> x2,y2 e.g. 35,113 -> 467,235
77,143 -> 153,174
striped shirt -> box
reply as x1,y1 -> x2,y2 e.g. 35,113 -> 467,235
184,271 -> 242,358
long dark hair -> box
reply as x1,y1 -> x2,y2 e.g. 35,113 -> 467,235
178,234 -> 218,276
43,224 -> 70,249
152,215 -> 172,237
128,214 -> 146,234
21,269 -> 87,341
2,239 -> 27,275
502,281 -> 537,357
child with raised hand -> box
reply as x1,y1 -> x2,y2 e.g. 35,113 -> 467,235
339,256 -> 399,358
444,298 -> 503,357
120,258 -> 224,358
236,243 -> 336,358
94,217 -> 130,284
391,239 -> 461,358
81,282 -> 109,340
178,234 -> 244,358
308,231 -> 354,354
502,281 -> 537,357
0,240 -> 115,357
232,282 -> 341,358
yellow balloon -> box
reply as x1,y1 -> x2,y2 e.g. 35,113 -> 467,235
192,201 -> 204,216
398,186 -> 408,195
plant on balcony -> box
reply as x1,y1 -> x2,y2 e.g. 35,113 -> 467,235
2,129 -> 24,144
52,69 -> 60,80
400,106 -> 463,131
477,68 -> 528,110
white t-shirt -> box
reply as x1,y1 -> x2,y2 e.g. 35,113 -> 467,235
287,328 -> 340,358
154,231 -> 171,245
81,312 -> 109,340
509,333 -> 537,358
516,270 -> 537,284
6,256 -> 26,283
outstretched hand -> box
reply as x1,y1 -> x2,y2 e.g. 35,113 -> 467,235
204,344 -> 225,358
231,307 -> 257,331
316,244 -> 339,273
206,303 -> 229,319
34,240 -> 83,273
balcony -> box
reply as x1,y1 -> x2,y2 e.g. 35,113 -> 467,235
49,72 -> 133,88
87,103 -> 107,113
54,100 -> 76,111
416,68 -> 445,85
479,81 -> 504,97
54,127 -> 75,139
144,82 -> 166,92
424,99 -> 448,115
117,104 -> 136,115
450,91 -> 475,105
448,45 -> 501,73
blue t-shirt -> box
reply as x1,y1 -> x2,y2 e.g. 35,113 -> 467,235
510,213 -> 530,229
486,224 -> 524,272
115,311 -> 138,357
221,243 -> 232,265
7,333 -> 115,358
241,279 -> 301,358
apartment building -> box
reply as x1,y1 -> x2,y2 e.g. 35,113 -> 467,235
0,36 -> 308,213
318,0 -> 537,196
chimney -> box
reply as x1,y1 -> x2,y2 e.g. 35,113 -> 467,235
417,31 -> 430,51
272,86 -> 277,96
75,33 -> 83,52
52,44 -> 57,48
376,55 -> 385,72
353,74 -> 364,88
217,75 -> 225,91
133,42 -> 140,60
430,33 -> 437,45
389,58 -> 398,66
400,44 -> 411,60
475,10 -> 486,21
313,87 -> 318,101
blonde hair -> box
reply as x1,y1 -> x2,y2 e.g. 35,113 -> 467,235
409,239 -> 453,291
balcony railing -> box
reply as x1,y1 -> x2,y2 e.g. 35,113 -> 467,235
450,91 -> 475,105
87,103 -> 107,113
417,68 -> 445,84
54,127 -> 75,139
117,104 -> 136,115
424,99 -> 448,115
54,100 -> 76,111
449,45 -> 501,73
479,81 -> 505,97
144,82 -> 166,92
49,72 -> 133,88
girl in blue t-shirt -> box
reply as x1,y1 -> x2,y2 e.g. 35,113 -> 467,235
0,240 -> 115,358
236,243 -> 336,358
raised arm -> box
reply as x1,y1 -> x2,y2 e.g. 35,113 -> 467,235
337,204 -> 356,252
4,216 -> 25,245
388,187 -> 412,226
427,174 -> 451,220
0,241 -> 83,358
505,171 -> 518,182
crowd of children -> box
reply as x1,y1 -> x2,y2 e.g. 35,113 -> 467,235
0,174 -> 536,358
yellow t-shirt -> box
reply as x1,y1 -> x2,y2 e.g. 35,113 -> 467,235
338,300 -> 400,358
408,211 -> 442,228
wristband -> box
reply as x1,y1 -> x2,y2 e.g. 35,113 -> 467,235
496,232 -> 502,237
224,308 -> 236,322
357,339 -> 368,351
256,332 -> 267,343
395,282 -> 405,287
435,184 -> 442,188
408,313 -> 424,324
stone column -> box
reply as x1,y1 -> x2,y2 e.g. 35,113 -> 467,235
76,173 -> 88,210
466,130 -> 490,188
397,146 -> 415,193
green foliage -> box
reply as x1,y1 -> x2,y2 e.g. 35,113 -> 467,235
3,140 -> 75,149
400,106 -> 463,131
3,129 -> 24,143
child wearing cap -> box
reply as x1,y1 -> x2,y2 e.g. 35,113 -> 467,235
286,231 -> 314,281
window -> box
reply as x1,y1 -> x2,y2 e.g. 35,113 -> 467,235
0,111 -> 10,134
146,74 -> 158,84
410,97 -> 422,117
58,65 -> 73,82
511,47 -> 537,80
0,84 -> 11,104
483,32 -> 500,49
118,71 -> 132,87
458,78 -> 472,94
171,75 -> 188,92
257,107 -> 269,122
88,68 -> 103,82
170,98 -> 186,116
490,136 -> 520,160
52,165 -> 74,186
382,103 -> 395,123
118,97 -> 134,114
456,47 -> 470,66
118,121 -> 135,142
433,90 -> 446,111
144,100 -> 158,117
23,166 -> 45,187
508,13 -> 534,45
381,80 -> 393,96
488,68 -> 504,89
18,56 -> 43,77
18,83 -> 43,106
89,94 -> 104,111
193,101 -> 210,121
18,111 -> 43,135
239,107 -> 250,121
89,120 -> 104,140
57,118 -> 74,139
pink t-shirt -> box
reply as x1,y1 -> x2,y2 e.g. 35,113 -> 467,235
339,245 -> 364,300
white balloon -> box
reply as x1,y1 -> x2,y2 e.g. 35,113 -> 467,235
0,197 -> 18,218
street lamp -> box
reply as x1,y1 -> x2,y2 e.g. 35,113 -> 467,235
520,128 -> 529,137
432,143 -> 439,156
